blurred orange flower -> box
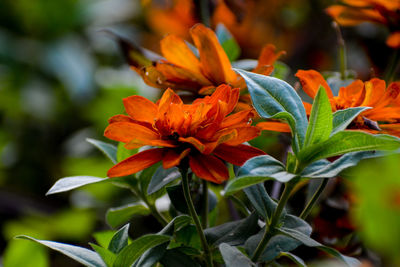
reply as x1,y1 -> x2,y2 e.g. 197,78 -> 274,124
143,0 -> 294,57
326,0 -> 400,48
104,84 -> 265,183
130,24 -> 284,98
258,70 -> 400,136
298,70 -> 400,135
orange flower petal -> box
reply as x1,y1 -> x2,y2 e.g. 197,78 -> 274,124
221,110 -> 254,129
257,121 -> 291,133
104,122 -> 159,143
361,78 -> 386,107
224,126 -> 261,146
325,5 -> 386,26
189,154 -> 229,183
108,148 -> 165,177
338,80 -> 365,107
125,139 -> 177,150
160,34 -> 203,75
179,136 -> 205,152
190,24 -> 237,84
162,148 -> 191,169
295,70 -> 333,99
213,144 -> 266,166
256,44 -> 286,68
123,95 -> 158,124
203,129 -> 238,154
387,32 -> 400,49
156,61 -> 211,87
108,114 -> 135,124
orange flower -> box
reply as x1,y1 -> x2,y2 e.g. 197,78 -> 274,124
326,0 -> 400,48
143,0 -> 293,58
104,84 -> 265,183
300,70 -> 400,135
130,24 -> 284,96
258,70 -> 400,136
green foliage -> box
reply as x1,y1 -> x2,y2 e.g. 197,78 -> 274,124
15,235 -> 106,267
86,138 -> 118,164
113,234 -> 170,267
236,69 -> 308,153
216,24 -> 241,62
225,155 -> 296,194
219,243 -> 255,267
106,204 -> 151,228
147,166 -> 181,195
331,107 -> 370,135
277,228 -> 360,266
304,86 -> 332,147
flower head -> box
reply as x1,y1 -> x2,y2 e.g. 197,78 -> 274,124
326,0 -> 400,48
296,70 -> 400,136
105,84 -> 265,183
127,24 -> 284,97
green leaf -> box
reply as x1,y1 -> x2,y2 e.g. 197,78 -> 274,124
204,212 -> 260,246
133,243 -> 168,267
271,61 -> 290,80
301,151 -> 382,178
90,243 -> 116,267
245,215 -> 311,262
304,86 -> 332,147
278,252 -> 306,267
16,235 -> 106,267
225,155 -> 296,195
46,176 -> 106,195
147,166 -> 181,195
113,234 -> 170,267
235,69 -> 308,153
216,23 -> 241,62
86,138 -> 117,164
93,231 -> 116,249
219,243 -> 255,267
167,184 -> 217,214
159,248 -> 201,267
277,227 -> 360,267
243,184 -> 280,221
46,175 -> 137,195
298,131 -> 400,164
331,107 -> 370,136
117,142 -> 137,163
106,204 -> 151,228
108,224 -> 130,254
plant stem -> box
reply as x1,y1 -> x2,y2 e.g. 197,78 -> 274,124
180,167 -> 213,267
251,182 -> 296,262
299,179 -> 329,220
130,187 -> 168,226
384,49 -> 400,83
201,179 -> 209,228
333,22 -> 347,80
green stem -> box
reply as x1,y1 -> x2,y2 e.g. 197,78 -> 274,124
228,195 -> 251,216
333,22 -> 347,79
384,49 -> 400,83
251,182 -> 296,262
201,179 -> 209,228
180,167 -> 213,267
130,187 -> 168,226
299,179 -> 329,220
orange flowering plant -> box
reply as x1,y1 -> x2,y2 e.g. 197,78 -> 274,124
104,84 -> 264,183
115,23 -> 284,109
326,0 -> 400,48
16,2 -> 400,267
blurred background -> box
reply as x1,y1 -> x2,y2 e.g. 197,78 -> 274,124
0,0 -> 398,266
